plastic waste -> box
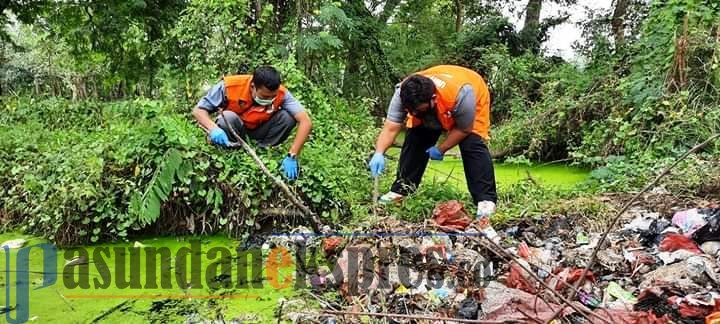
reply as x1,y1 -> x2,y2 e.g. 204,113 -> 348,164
322,237 -> 343,256
0,239 -> 26,249
395,285 -> 409,295
659,233 -> 702,254
578,289 -> 601,308
707,312 -> 720,324
700,241 -> 720,256
431,287 -> 450,299
477,216 -> 500,243
507,261 -> 536,293
432,200 -> 472,231
657,250 -> 697,264
672,208 -> 709,237
692,208 -> 720,243
686,255 -> 719,285
576,232 -> 589,245
504,226 -> 520,237
623,214 -> 658,232
639,218 -> 672,246
605,282 -> 637,304
457,298 -> 479,319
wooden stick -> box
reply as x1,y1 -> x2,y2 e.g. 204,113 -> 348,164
90,299 -> 134,323
219,110 -> 323,233
546,133 -> 720,323
277,300 -> 284,324
471,236 -> 610,324
372,176 -> 379,222
322,309 -> 516,323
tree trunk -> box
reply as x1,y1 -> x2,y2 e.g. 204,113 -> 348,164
295,0 -> 303,67
377,0 -> 401,24
521,0 -> 542,52
611,0 -> 629,47
454,0 -> 463,33
522,0 -> 542,34
341,0 -> 402,117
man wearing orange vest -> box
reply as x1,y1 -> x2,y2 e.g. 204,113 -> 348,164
192,66 -> 312,180
368,65 -> 498,238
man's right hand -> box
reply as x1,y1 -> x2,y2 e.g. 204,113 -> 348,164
369,152 -> 385,177
209,127 -> 230,147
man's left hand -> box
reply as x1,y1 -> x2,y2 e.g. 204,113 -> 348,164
426,146 -> 444,161
282,155 -> 299,180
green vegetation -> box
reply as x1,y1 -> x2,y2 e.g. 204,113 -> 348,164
1,0 -> 717,249
2,0 -> 720,321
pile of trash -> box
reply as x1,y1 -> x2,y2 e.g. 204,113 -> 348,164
278,198 -> 720,323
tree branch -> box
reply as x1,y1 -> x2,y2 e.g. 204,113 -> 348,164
219,110 -> 323,233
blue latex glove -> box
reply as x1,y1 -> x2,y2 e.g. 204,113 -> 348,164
282,155 -> 299,180
369,152 -> 385,177
426,146 -> 444,160
209,127 -> 230,147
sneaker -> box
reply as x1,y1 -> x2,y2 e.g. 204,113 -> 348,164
476,201 -> 499,243
476,201 -> 496,217
379,191 -> 404,204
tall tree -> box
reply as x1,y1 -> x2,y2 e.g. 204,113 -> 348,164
340,0 -> 403,116
454,0 -> 463,32
611,0 -> 630,46
519,0 -> 543,53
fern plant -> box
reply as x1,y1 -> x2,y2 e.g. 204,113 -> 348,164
130,148 -> 191,225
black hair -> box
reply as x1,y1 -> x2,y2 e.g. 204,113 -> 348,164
400,75 -> 436,112
252,66 -> 282,91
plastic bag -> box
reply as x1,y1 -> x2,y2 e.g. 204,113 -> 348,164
432,200 -> 472,231
659,233 -> 702,254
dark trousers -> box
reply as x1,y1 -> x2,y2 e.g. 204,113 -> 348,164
390,126 -> 497,204
216,110 -> 296,148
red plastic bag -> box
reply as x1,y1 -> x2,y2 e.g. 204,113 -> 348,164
323,237 -> 344,256
678,303 -> 712,318
506,263 -> 536,293
432,200 -> 472,231
517,241 -> 530,259
659,233 -> 702,254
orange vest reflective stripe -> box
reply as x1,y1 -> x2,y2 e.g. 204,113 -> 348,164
223,75 -> 287,130
405,65 -> 491,140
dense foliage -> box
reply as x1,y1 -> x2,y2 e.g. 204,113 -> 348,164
2,0 -> 719,244
0,62 -> 377,245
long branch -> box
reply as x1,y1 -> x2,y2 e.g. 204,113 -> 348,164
471,236 -> 610,324
219,110 -> 322,233
322,310 -> 514,323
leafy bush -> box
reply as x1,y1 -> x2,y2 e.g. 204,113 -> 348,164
0,67 -> 377,246
467,0 -> 720,192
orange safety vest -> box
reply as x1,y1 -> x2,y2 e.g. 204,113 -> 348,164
405,65 -> 491,140
223,75 -> 287,130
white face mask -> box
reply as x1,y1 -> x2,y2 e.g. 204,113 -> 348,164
252,86 -> 276,106
254,96 -> 274,106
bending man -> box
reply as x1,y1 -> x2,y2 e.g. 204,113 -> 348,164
192,66 -> 312,180
369,65 -> 498,234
